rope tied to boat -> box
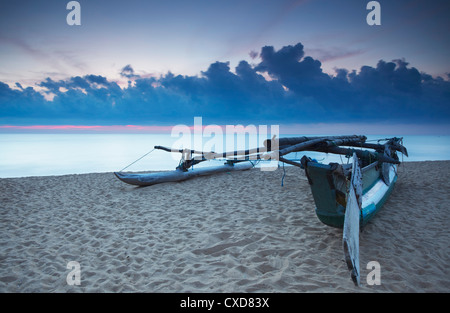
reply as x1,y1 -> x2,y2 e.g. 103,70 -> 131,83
281,161 -> 286,187
118,148 -> 155,172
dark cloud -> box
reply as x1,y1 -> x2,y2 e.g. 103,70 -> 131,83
1,42 -> 449,125
68,76 -> 92,90
306,47 -> 364,63
249,50 -> 259,60
38,77 -> 65,94
120,64 -> 139,79
255,43 -> 332,98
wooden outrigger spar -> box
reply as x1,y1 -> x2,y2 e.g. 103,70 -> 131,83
114,135 -> 407,285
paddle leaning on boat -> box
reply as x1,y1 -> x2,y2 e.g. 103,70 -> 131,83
115,135 -> 408,285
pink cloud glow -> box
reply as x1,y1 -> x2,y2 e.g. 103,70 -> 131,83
0,124 -> 276,134
1,123 -> 447,135
0,125 -> 175,133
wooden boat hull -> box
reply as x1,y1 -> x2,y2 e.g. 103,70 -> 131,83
114,161 -> 253,186
305,161 -> 397,228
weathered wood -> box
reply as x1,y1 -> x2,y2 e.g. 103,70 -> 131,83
335,141 -> 408,157
155,136 -> 406,165
264,135 -> 367,150
343,153 -> 362,286
279,157 -> 303,167
114,161 -> 253,187
263,136 -> 367,160
263,136 -> 400,164
264,138 -> 325,160
314,146 -> 400,164
154,145 -> 208,159
209,147 -> 267,159
387,137 -> 408,157
154,145 -> 201,154
154,145 -> 267,160
381,144 -> 391,186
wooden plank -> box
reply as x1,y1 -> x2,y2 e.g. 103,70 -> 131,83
343,153 -> 362,286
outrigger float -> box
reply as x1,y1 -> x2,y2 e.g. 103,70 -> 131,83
115,135 -> 407,285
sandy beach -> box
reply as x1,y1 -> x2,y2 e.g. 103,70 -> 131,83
0,161 -> 449,293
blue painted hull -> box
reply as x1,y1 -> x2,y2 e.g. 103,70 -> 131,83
305,161 -> 397,228
114,161 -> 253,186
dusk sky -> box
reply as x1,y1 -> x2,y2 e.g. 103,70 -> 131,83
0,0 -> 449,131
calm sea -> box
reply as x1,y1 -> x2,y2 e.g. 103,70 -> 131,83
0,133 -> 449,178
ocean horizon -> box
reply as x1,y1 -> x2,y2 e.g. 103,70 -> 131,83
1,133 -> 449,178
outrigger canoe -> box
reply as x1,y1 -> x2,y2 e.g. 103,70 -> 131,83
263,135 -> 407,285
293,137 -> 405,229
114,161 -> 253,186
114,135 -> 407,285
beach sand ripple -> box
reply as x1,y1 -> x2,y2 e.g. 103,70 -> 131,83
0,161 -> 449,292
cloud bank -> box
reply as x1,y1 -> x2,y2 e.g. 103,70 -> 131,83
1,42 -> 449,125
